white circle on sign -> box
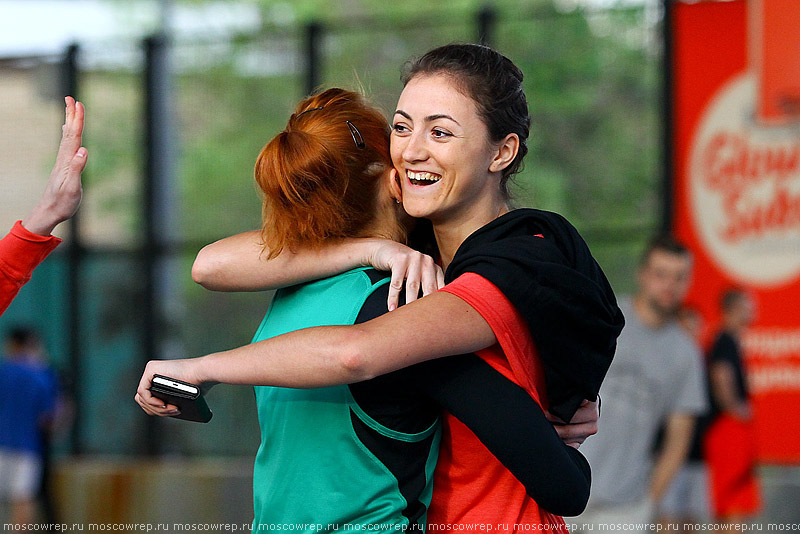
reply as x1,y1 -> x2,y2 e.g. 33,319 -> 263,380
688,72 -> 800,287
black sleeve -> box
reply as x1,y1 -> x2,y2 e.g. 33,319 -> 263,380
409,355 -> 591,517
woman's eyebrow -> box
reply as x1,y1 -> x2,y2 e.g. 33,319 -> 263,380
393,109 -> 460,126
425,114 -> 460,125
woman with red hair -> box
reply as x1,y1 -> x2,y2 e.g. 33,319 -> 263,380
137,44 -> 624,530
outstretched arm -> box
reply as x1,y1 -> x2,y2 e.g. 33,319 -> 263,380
135,290 -> 495,413
136,281 -> 600,455
192,233 -> 443,311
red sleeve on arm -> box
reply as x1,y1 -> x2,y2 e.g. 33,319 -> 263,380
0,221 -> 61,315
440,272 -> 548,407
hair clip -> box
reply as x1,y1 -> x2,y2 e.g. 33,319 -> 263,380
346,120 -> 366,149
296,106 -> 325,117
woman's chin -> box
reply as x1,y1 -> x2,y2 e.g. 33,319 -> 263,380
401,202 -> 435,220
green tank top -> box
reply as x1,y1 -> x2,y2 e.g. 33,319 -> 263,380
250,267 -> 440,533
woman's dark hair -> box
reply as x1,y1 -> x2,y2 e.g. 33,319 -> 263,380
402,43 -> 531,198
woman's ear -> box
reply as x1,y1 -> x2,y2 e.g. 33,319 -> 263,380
489,133 -> 520,174
388,167 -> 403,204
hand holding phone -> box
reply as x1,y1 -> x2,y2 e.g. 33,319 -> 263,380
149,375 -> 213,423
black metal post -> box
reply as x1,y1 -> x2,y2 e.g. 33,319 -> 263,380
143,34 -> 176,455
661,0 -> 675,234
477,6 -> 497,47
62,43 -> 83,455
305,22 -> 323,96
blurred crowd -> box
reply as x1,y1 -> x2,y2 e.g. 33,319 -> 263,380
576,237 -> 761,532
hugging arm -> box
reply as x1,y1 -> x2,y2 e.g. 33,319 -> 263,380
412,355 -> 591,516
192,232 -> 375,292
137,283 -> 598,456
135,290 -> 496,413
192,232 -> 443,309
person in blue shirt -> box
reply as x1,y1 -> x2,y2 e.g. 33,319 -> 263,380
0,327 -> 59,526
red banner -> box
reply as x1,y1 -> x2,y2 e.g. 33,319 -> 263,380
671,0 -> 800,463
751,0 -> 800,124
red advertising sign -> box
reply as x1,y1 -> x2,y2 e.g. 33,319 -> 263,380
671,0 -> 800,463
751,0 -> 800,125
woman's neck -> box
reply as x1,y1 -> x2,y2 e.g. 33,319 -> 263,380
358,200 -> 409,244
433,200 -> 510,271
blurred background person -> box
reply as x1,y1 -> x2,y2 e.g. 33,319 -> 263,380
705,288 -> 761,524
0,327 -> 60,525
657,304 -> 712,530
0,96 -> 86,317
4,327 -> 72,527
576,236 -> 707,533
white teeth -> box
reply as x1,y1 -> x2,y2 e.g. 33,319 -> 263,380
407,170 -> 441,183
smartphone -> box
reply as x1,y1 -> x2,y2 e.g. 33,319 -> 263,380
149,374 -> 213,423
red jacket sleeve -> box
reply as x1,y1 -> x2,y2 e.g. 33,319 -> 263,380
0,221 -> 61,315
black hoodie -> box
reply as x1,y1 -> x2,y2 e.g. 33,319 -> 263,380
445,208 -> 625,422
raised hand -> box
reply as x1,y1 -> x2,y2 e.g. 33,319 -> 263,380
22,96 -> 87,236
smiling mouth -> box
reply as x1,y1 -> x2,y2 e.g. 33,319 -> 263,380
407,170 -> 442,186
